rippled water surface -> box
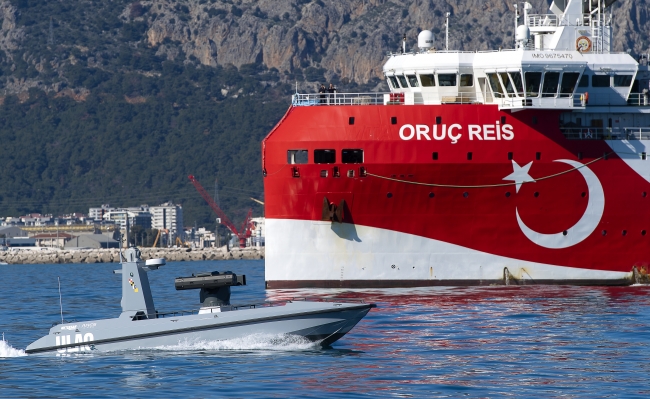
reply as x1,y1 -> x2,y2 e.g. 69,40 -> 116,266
1,260 -> 649,398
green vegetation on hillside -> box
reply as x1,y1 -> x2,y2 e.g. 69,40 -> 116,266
0,60 -> 291,228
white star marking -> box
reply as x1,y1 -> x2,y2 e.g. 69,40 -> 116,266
503,160 -> 535,193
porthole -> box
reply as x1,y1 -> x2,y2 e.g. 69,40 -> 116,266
429,192 -> 435,198
505,192 -> 511,197
602,230 -> 607,236
349,117 -> 355,125
622,230 -> 627,236
534,192 -> 539,197
391,116 -> 397,125
536,152 -> 541,160
436,116 -> 442,124
643,192 -> 647,197
562,230 -> 568,236
581,192 -> 586,197
463,192 -> 469,198
387,192 -> 393,198
642,230 -> 647,236
507,152 -> 513,160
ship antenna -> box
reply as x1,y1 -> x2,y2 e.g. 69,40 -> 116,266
445,12 -> 450,51
58,276 -> 64,324
513,4 -> 519,47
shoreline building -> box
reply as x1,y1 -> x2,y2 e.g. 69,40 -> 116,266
151,202 -> 184,244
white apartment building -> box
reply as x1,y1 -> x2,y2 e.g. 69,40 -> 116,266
88,204 -> 115,220
150,202 -> 184,240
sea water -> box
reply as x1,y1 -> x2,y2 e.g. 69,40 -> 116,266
1,260 -> 649,398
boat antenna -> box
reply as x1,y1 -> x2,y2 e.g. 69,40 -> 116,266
58,276 -> 64,324
445,12 -> 450,51
119,233 -> 124,263
514,3 -> 519,47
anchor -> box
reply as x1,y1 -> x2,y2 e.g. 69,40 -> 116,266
322,197 -> 346,223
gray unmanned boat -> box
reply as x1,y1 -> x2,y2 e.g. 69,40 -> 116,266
26,247 -> 375,354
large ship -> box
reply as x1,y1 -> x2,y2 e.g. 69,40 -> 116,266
262,0 -> 650,288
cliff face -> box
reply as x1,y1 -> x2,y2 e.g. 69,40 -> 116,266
135,0 -> 649,84
0,0 -> 648,93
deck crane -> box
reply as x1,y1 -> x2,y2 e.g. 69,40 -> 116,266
188,175 -> 253,247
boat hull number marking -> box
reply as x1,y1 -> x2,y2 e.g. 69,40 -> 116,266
55,333 -> 95,353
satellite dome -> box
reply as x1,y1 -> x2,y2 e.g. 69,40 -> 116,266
516,25 -> 530,42
418,30 -> 435,49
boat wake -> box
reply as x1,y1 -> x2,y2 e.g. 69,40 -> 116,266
0,336 -> 27,358
154,333 -> 321,352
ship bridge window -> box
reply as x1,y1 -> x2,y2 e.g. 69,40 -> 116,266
487,73 -> 505,98
407,75 -> 419,87
613,74 -> 633,87
542,72 -> 560,97
420,74 -> 436,87
388,76 -> 399,89
499,73 -> 516,96
509,72 -> 524,96
438,74 -> 457,86
460,74 -> 474,87
287,150 -> 308,164
342,149 -> 364,164
592,75 -> 610,87
559,72 -> 580,97
314,149 -> 336,164
524,72 -> 542,97
397,75 -> 409,88
578,75 -> 589,87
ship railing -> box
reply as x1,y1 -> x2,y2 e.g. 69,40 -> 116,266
626,93 -> 650,106
292,92 -> 385,106
526,13 -> 610,28
561,127 -> 650,140
498,93 -> 585,110
527,14 -> 561,27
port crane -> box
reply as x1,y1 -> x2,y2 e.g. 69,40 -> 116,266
188,175 -> 253,247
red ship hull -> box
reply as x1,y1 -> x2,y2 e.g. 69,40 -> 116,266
262,104 -> 650,288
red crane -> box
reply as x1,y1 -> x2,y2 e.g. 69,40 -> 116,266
188,175 -> 253,247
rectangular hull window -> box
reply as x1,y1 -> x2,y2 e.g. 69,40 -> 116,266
613,74 -> 633,87
420,74 -> 436,86
287,150 -> 308,164
314,149 -> 336,164
460,74 -> 473,87
438,74 -> 457,87
397,75 -> 408,88
524,72 -> 542,97
560,72 -> 580,97
487,73 -> 505,98
508,72 -> 524,96
592,75 -> 610,87
542,72 -> 560,97
342,149 -> 364,164
499,72 -> 516,96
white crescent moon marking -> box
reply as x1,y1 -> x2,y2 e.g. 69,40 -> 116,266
516,159 -> 605,249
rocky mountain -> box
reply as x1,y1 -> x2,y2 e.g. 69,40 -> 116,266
1,0 -> 648,97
